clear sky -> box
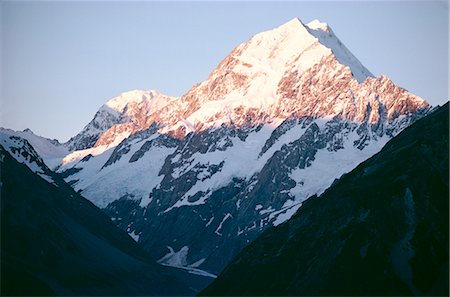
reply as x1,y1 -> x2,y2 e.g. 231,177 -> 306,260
1,1 -> 448,142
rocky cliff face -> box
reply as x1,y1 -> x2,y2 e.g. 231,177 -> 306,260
51,18 -> 431,275
201,103 -> 449,296
65,90 -> 176,152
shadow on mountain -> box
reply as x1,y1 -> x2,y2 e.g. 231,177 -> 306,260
201,103 -> 449,296
0,145 -> 196,296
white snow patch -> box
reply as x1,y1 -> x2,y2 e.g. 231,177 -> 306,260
36,172 -> 55,184
60,129 -> 133,168
158,246 -> 216,278
289,131 -> 389,200
158,246 -> 189,267
105,89 -> 176,113
65,138 -> 176,208
139,196 -> 153,208
215,213 -> 232,236
189,258 -> 205,268
259,206 -> 275,215
206,216 -> 214,227
0,128 -> 69,169
267,130 -> 391,225
128,230 -> 140,242
272,202 -> 303,226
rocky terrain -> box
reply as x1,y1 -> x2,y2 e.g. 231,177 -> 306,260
201,102 -> 449,296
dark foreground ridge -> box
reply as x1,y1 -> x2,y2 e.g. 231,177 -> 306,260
201,103 -> 449,296
0,145 -> 194,296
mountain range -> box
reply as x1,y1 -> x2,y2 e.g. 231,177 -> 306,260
1,17 -> 445,295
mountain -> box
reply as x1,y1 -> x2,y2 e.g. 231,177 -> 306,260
0,137 -> 198,296
201,103 -> 449,296
0,127 -> 69,169
64,89 -> 176,153
47,18 -> 429,275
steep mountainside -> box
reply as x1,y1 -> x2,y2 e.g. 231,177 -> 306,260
54,18 -> 430,275
64,89 -> 176,153
0,141 -> 194,296
0,127 -> 69,169
201,103 -> 449,296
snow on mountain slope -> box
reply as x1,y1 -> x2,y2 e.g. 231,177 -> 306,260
62,128 -> 179,208
0,131 -> 58,184
65,90 -> 177,153
305,19 -> 373,83
156,18 -> 375,135
0,128 -> 69,169
200,103 -> 449,297
51,18 -> 432,275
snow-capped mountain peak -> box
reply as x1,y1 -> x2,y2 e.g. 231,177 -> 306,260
65,89 -> 177,153
31,17 -> 432,276
0,132 -> 59,184
228,17 -> 373,84
104,89 -> 172,113
150,18 -> 410,137
0,127 -> 69,169
238,17 -> 320,69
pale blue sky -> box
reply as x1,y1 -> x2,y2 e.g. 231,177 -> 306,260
1,1 -> 448,142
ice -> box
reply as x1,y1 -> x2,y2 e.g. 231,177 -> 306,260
157,246 -> 218,278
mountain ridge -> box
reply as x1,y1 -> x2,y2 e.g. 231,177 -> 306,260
58,18 -> 429,168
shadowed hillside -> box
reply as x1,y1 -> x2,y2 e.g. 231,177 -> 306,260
202,103 -> 449,296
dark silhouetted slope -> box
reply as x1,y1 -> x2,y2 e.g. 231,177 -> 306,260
201,103 -> 449,296
0,145 -> 192,296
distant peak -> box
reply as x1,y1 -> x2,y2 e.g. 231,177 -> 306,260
105,89 -> 159,111
23,128 -> 33,134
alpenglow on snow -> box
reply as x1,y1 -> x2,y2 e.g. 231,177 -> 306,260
2,18 -> 431,276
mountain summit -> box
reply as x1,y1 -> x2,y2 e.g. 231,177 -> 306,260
3,18 -> 431,276
63,18 -> 426,160
152,17 -> 383,135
